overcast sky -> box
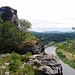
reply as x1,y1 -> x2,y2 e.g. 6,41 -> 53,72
0,0 -> 75,32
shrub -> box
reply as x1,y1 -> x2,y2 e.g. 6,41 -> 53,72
21,52 -> 32,62
23,64 -> 35,75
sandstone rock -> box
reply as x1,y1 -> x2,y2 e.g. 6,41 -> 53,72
29,54 -> 63,75
32,43 -> 45,54
18,43 -> 45,54
0,53 -> 10,58
0,6 -> 19,25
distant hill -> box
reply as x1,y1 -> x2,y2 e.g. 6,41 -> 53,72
31,31 -> 75,44
31,31 -> 73,34
43,31 -> 63,33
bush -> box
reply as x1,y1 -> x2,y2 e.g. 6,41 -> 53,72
23,64 -> 35,75
0,20 -> 22,53
8,52 -> 22,72
21,52 -> 32,62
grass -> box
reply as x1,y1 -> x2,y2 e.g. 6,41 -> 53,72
61,50 -> 75,60
56,48 -> 75,69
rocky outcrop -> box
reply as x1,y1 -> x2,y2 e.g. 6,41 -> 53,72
28,53 -> 63,75
18,43 -> 45,54
0,53 -> 63,75
0,6 -> 19,25
32,43 -> 45,54
0,6 -> 45,55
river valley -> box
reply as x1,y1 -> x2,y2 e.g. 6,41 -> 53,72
45,46 -> 75,75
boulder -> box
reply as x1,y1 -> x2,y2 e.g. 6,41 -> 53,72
32,43 -> 45,54
0,6 -> 19,25
29,54 -> 63,75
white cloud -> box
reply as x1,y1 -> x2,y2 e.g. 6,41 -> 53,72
0,0 -> 75,31
30,19 -> 75,29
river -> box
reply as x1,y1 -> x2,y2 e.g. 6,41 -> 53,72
45,46 -> 75,75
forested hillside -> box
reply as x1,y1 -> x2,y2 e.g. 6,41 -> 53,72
32,32 -> 75,44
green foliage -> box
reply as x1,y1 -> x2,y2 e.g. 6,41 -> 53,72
57,38 -> 75,69
19,19 -> 31,39
0,18 -> 44,74
0,18 -> 3,23
0,51 -> 46,75
58,39 -> 75,53
0,20 -> 22,53
56,46 -> 75,69
21,52 -> 32,62
0,58 -> 3,66
18,19 -> 41,51
32,32 -> 75,44
9,52 -> 21,61
47,42 -> 55,46
23,64 -> 35,75
25,51 -> 32,56
8,52 -> 22,72
9,62 -> 21,72
20,19 -> 31,31
0,18 -> 41,54
18,33 -> 41,50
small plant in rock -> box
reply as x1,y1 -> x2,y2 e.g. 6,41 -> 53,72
34,61 -> 41,67
21,52 -> 32,63
8,52 -> 22,74
23,64 -> 35,75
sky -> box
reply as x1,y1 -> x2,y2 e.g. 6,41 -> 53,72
0,0 -> 75,32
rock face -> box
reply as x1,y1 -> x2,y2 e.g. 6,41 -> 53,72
18,43 -> 45,54
0,6 -> 19,25
31,43 -> 45,54
29,53 -> 63,75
